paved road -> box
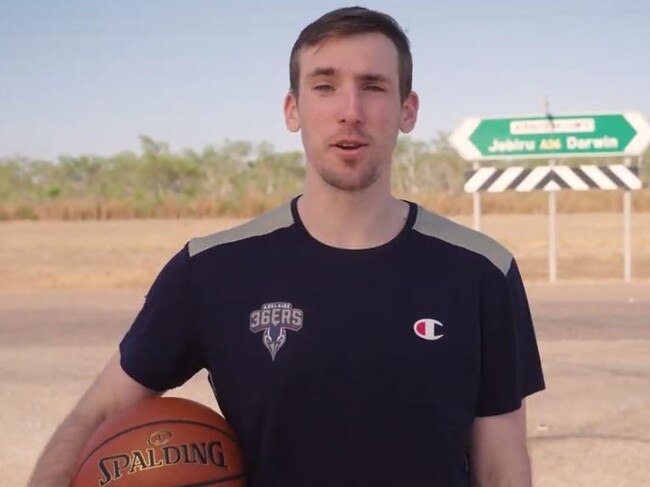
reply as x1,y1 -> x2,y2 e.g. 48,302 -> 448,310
1,283 -> 649,487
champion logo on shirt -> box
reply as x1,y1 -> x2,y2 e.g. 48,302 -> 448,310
250,302 -> 304,360
413,318 -> 444,341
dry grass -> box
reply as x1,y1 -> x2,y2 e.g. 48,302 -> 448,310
0,219 -> 241,290
405,189 -> 650,216
0,212 -> 649,291
476,212 -> 650,281
2,190 -> 650,220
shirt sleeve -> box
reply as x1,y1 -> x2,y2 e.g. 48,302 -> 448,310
119,244 -> 204,392
475,258 -> 545,417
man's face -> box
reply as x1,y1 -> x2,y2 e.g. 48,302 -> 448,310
284,33 -> 418,192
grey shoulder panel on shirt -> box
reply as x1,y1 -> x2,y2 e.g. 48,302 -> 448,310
413,206 -> 513,276
188,203 -> 293,257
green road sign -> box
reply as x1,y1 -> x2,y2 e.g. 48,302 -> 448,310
449,112 -> 650,161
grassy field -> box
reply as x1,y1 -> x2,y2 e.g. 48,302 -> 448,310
0,212 -> 648,290
2,189 -> 650,220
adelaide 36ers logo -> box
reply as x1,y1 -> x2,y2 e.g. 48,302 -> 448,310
249,302 -> 303,360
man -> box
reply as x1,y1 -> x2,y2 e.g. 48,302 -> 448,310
30,7 -> 544,486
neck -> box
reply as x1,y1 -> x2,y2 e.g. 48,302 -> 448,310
298,176 -> 409,249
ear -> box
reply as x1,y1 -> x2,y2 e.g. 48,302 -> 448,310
284,91 -> 301,132
399,91 -> 419,134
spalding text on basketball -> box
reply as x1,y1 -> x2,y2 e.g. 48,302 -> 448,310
97,441 -> 227,486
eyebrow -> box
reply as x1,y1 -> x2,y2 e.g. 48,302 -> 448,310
305,67 -> 392,85
358,73 -> 391,84
306,67 -> 336,78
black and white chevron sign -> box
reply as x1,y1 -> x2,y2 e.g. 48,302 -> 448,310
465,165 -> 642,193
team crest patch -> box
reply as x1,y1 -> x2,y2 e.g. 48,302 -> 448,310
250,302 -> 303,360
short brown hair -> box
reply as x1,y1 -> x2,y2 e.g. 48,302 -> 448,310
289,7 -> 413,102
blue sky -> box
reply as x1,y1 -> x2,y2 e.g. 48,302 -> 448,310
1,0 -> 649,160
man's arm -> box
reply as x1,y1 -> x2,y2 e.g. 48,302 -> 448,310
469,401 -> 532,487
28,352 -> 160,487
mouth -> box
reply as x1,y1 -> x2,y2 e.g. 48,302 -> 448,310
330,139 -> 369,152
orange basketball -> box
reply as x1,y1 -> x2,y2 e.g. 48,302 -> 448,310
72,397 -> 246,487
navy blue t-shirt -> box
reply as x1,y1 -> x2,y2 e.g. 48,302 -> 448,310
120,198 -> 544,486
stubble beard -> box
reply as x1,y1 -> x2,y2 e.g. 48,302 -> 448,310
316,157 -> 381,192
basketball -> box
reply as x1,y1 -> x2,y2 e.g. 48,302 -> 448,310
72,397 -> 246,487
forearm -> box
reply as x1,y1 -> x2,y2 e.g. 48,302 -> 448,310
28,353 -> 157,487
470,450 -> 532,487
28,408 -> 106,487
470,404 -> 532,487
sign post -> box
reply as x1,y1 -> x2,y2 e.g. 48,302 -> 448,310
548,159 -> 557,283
472,161 -> 481,231
623,157 -> 632,282
452,112 -> 650,283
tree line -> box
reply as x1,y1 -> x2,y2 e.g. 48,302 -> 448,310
0,135 -> 648,220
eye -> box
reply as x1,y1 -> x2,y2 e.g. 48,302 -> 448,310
314,84 -> 334,92
364,85 -> 386,92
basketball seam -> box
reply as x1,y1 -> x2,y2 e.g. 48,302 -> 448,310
73,419 -> 238,481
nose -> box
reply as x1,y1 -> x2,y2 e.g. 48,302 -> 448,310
336,89 -> 364,126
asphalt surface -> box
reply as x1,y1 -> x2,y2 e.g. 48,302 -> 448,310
1,283 -> 649,487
